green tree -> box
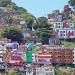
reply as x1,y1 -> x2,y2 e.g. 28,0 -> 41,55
37,17 -> 49,29
69,0 -> 75,9
2,26 -> 24,43
36,28 -> 50,44
0,0 -> 11,7
8,70 -> 16,75
33,20 -> 38,30
22,12 -> 35,30
7,2 -> 18,10
6,0 -> 35,31
17,7 -> 27,13
69,0 -> 75,7
7,3 -> 27,13
36,17 -> 51,44
55,67 -> 71,75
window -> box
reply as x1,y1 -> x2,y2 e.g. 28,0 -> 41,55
64,31 -> 65,33
50,59 -> 52,62
69,56 -> 70,58
59,26 -> 60,28
56,51 -> 61,54
68,60 -> 69,62
69,31 -> 70,33
59,23 -> 60,25
64,34 -> 65,36
64,59 -> 67,62
58,56 -> 61,58
72,52 -> 74,54
58,52 -> 61,54
57,52 -> 60,54
50,52 -> 52,54
56,23 -> 57,25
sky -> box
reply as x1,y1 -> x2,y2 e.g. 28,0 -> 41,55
12,0 -> 69,18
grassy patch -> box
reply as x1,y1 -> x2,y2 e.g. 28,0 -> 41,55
62,41 -> 75,48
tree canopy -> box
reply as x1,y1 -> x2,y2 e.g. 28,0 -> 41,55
2,26 -> 24,43
69,0 -> 75,10
7,3 -> 27,13
7,2 -> 35,30
69,0 -> 75,7
0,0 -> 11,7
34,17 -> 51,44
37,17 -> 49,29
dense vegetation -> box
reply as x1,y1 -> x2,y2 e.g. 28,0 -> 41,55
0,0 -> 51,44
2,26 -> 24,43
69,0 -> 75,9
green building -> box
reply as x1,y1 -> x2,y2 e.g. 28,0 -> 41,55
26,52 -> 32,63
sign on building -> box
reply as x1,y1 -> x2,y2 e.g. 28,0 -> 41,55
8,55 -> 23,66
36,55 -> 52,64
23,53 -> 36,63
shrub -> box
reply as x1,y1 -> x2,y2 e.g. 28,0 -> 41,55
8,70 -> 16,75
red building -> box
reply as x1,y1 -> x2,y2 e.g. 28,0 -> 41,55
43,46 -> 73,65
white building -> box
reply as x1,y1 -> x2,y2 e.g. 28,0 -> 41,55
44,67 -> 55,75
53,22 -> 63,32
36,66 -> 55,75
73,48 -> 75,64
36,67 -> 45,75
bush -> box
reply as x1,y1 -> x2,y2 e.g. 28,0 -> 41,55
2,26 -> 24,43
8,70 -> 16,75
